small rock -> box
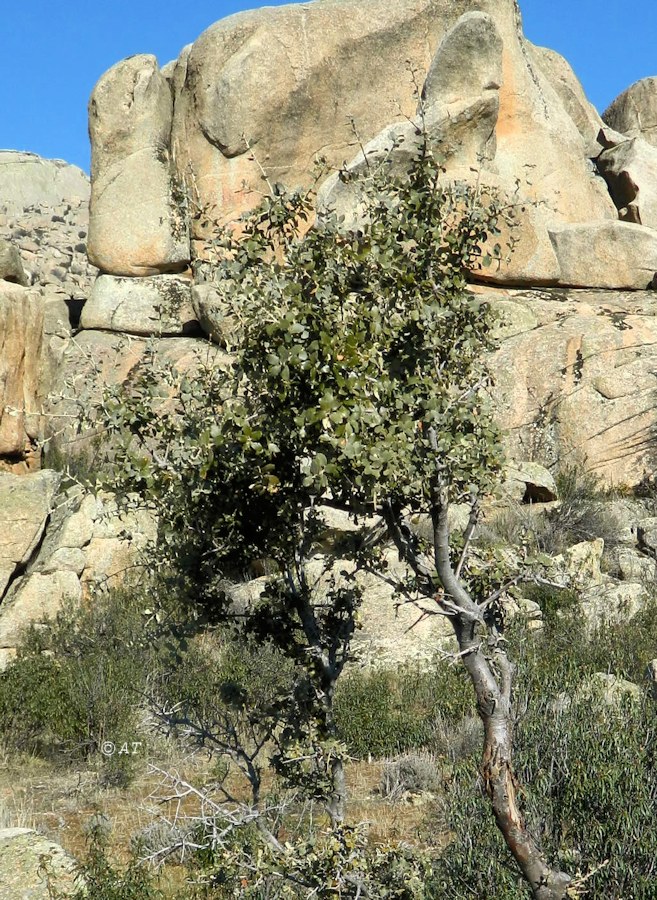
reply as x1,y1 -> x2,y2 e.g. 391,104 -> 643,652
580,581 -> 648,632
0,239 -> 28,285
504,461 -> 558,503
0,828 -> 78,898
563,539 -> 605,586
575,672 -> 642,707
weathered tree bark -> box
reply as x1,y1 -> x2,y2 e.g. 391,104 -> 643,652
430,492 -> 571,900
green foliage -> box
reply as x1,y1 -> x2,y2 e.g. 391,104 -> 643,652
539,464 -> 623,554
522,582 -> 580,626
334,663 -> 473,759
93,138 -> 512,606
0,588 -> 178,769
193,823 -> 431,899
53,826 -> 165,900
78,121 -> 525,890
151,631 -> 319,800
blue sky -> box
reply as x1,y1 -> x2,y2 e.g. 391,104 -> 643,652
3,0 -> 655,173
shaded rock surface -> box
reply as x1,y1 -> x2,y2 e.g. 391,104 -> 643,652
597,135 -> 657,228
0,239 -> 28,286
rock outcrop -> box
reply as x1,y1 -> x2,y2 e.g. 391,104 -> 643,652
87,0 -> 645,292
0,478 -> 157,667
0,152 -> 89,216
528,43 -> 604,146
5,0 -> 657,663
603,77 -> 657,148
0,828 -> 78,899
80,273 -> 199,336
0,283 -> 44,471
87,54 -> 190,276
597,135 -> 657,229
488,286 -> 657,486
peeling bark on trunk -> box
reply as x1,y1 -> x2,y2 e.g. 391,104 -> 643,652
457,625 -> 571,900
430,494 -> 571,900
384,479 -> 570,899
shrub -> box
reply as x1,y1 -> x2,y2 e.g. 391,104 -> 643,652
0,586 -> 179,767
431,713 -> 482,763
51,826 -> 166,900
131,820 -> 195,866
380,752 -> 442,800
334,662 -> 474,759
540,464 -> 623,555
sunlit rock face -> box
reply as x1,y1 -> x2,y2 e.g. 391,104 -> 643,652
87,0 -> 650,289
487,286 -> 657,487
603,77 -> 657,149
87,54 -> 190,277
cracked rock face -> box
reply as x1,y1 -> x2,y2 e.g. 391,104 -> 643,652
88,54 -> 190,276
487,286 -> 657,485
0,470 -> 61,598
0,479 -> 158,662
0,283 -> 45,471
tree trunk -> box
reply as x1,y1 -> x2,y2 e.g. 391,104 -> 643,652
327,754 -> 346,825
457,625 -> 571,900
430,496 -> 571,900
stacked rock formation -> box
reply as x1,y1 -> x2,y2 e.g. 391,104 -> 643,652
84,0 -> 657,295
0,153 -> 97,473
4,0 -> 657,663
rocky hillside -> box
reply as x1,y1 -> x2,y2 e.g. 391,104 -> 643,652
2,0 -> 657,666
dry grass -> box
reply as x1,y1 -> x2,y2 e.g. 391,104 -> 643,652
0,746 -> 216,863
345,759 -> 439,847
0,745 -> 451,895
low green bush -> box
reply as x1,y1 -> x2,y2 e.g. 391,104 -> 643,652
49,826 -> 166,900
334,662 -> 474,759
0,587 -> 177,769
